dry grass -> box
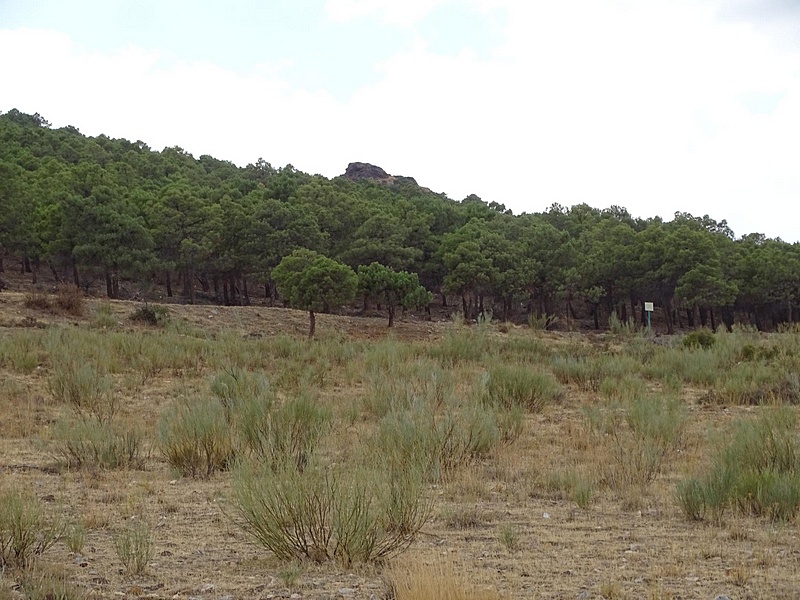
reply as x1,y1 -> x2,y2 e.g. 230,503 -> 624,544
388,555 -> 504,600
0,288 -> 799,598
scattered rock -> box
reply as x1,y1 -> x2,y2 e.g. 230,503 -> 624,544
73,555 -> 89,567
199,583 -> 215,593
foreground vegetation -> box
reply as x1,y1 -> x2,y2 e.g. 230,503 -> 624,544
0,293 -> 799,598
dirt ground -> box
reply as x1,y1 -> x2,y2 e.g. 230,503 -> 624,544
0,280 -> 799,600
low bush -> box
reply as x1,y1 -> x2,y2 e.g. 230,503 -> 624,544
528,313 -> 559,331
129,304 -> 170,326
54,285 -> 84,316
18,566 -> 87,600
588,394 -> 686,493
608,312 -> 638,337
23,290 -> 52,311
0,488 -> 63,569
372,401 -> 502,483
483,364 -> 563,412
114,521 -> 154,574
158,397 -> 234,478
52,418 -> 146,470
47,359 -> 117,423
678,408 -> 800,522
683,329 -> 716,349
238,392 -> 331,471
232,461 -> 429,565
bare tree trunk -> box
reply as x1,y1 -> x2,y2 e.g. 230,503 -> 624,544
308,310 -> 316,338
166,271 -> 173,297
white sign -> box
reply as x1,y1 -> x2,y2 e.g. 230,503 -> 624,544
644,302 -> 654,312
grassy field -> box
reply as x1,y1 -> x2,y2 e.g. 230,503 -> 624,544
1,289 -> 799,599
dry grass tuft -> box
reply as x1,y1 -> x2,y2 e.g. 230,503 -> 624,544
387,556 -> 503,600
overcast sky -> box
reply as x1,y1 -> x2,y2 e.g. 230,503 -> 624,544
2,0 -> 799,241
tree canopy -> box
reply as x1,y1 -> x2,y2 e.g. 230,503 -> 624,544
2,108 -> 799,332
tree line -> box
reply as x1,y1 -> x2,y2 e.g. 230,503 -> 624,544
1,108 -> 798,333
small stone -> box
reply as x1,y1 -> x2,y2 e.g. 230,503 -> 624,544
199,583 -> 215,593
338,589 -> 355,597
714,596 -> 732,600
542,512 -> 550,519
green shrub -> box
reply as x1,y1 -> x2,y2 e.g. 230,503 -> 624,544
18,567 -> 87,600
210,368 -> 273,423
158,397 -> 234,478
483,364 -> 563,412
0,488 -> 63,569
372,402 -> 501,483
362,358 -> 454,418
588,395 -> 686,493
683,329 -> 716,349
114,521 -> 154,574
129,304 -> 170,326
599,375 -> 647,404
238,393 -> 331,471
47,359 -> 117,423
232,461 -> 429,565
608,312 -> 638,336
91,303 -> 118,329
428,329 -> 490,365
677,409 -> 800,522
705,364 -> 800,405
527,313 -> 559,331
545,468 -> 595,509
52,418 -> 146,470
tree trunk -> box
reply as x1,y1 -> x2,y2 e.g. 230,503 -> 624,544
23,256 -> 31,273
462,295 -> 468,318
699,306 -> 708,327
593,304 -> 600,329
709,307 -> 716,331
105,271 -> 113,298
222,280 -> 229,305
686,308 -> 694,328
73,262 -> 80,287
166,271 -> 173,297
48,262 -> 62,283
188,269 -> 196,305
388,303 -> 395,327
243,276 -> 250,306
664,296 -> 674,334
112,271 -> 120,299
308,310 -> 316,338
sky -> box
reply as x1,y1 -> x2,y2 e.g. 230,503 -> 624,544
1,0 -> 799,241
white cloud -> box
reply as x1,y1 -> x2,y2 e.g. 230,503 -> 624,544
324,0 -> 453,26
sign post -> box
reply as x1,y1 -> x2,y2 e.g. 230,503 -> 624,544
644,302 -> 654,335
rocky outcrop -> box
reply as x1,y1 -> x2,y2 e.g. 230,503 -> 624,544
343,162 -> 390,182
342,162 -> 418,188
